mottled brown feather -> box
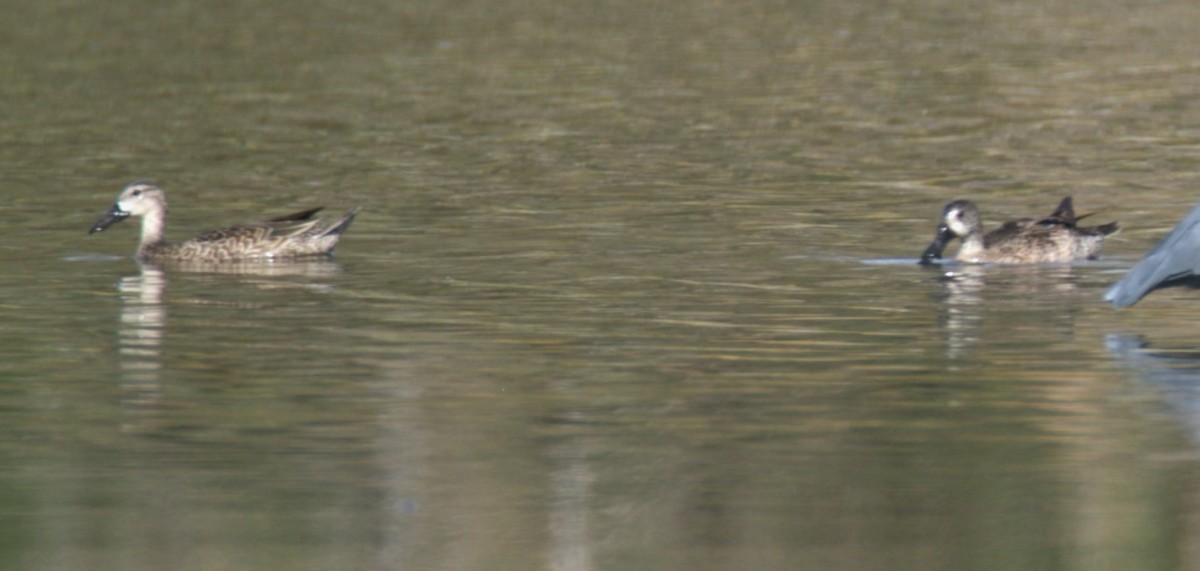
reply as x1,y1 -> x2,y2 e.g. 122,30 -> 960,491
90,182 -> 360,262
920,197 -> 1118,265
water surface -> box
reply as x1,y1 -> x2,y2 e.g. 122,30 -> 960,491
4,0 -> 1200,569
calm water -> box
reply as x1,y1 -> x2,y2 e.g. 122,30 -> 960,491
5,0 -> 1200,569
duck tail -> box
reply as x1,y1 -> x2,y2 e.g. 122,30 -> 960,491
321,207 -> 361,237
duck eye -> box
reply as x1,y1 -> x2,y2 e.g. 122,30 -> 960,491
131,189 -> 142,197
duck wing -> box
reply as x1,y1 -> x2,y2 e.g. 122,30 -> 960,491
1040,196 -> 1076,226
189,215 -> 326,244
267,207 -> 325,222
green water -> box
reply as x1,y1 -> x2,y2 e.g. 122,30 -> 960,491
3,0 -> 1200,569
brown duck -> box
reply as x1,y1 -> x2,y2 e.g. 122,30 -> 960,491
919,196 -> 1118,265
90,181 -> 359,262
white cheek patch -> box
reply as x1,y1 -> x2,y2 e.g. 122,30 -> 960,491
946,212 -> 969,234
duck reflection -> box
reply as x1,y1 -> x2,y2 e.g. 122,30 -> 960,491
117,265 -> 166,406
144,258 -> 345,278
930,264 -> 985,359
927,263 -> 1085,358
1107,334 -> 1200,444
113,259 -> 344,415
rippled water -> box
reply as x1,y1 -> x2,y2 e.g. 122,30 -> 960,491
6,0 -> 1200,569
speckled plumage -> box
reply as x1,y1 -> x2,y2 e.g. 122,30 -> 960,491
919,197 -> 1119,265
90,181 -> 359,262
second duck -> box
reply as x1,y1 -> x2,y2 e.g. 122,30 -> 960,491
89,181 -> 360,262
919,196 -> 1119,265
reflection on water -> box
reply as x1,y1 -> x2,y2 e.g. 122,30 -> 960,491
116,266 -> 165,415
549,440 -> 593,571
9,0 -> 1200,566
929,263 -> 1088,359
1108,333 -> 1200,446
112,259 -> 345,428
930,264 -> 985,359
146,258 -> 344,278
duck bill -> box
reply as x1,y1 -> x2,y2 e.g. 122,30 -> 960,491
918,223 -> 955,265
89,204 -> 131,234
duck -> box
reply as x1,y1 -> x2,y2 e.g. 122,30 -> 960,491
1106,203 -> 1200,308
919,196 -> 1119,265
89,181 -> 360,262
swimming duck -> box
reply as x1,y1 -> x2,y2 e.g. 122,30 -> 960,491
89,181 -> 360,262
919,197 -> 1118,265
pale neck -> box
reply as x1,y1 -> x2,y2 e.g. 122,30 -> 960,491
956,233 -> 985,261
139,208 -> 167,252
